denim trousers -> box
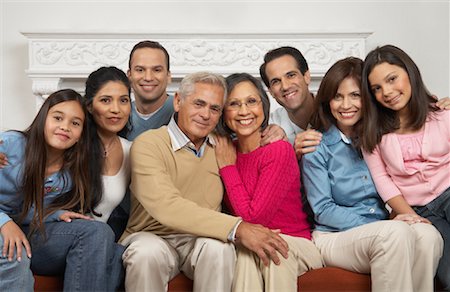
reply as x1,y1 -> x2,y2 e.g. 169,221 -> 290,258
0,233 -> 34,291
107,189 -> 130,242
25,219 -> 125,292
414,187 -> 450,291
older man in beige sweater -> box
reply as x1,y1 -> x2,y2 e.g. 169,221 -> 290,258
120,72 -> 289,292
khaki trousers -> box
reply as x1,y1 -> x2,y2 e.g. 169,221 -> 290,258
232,234 -> 324,292
313,220 -> 443,292
121,232 -> 236,292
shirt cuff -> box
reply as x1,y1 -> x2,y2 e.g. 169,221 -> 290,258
0,213 -> 12,229
227,218 -> 242,243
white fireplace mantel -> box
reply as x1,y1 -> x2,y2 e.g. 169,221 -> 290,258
22,31 -> 372,110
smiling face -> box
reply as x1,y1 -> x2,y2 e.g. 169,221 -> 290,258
329,77 -> 362,137
90,81 -> 131,136
368,62 -> 412,115
265,54 -> 311,112
224,81 -> 264,141
127,47 -> 171,108
44,100 -> 85,153
174,82 -> 224,149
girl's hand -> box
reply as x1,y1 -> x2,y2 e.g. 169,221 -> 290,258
59,211 -> 93,223
0,221 -> 31,261
214,135 -> 237,168
393,213 -> 431,225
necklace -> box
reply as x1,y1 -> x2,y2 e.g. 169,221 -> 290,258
102,136 -> 118,158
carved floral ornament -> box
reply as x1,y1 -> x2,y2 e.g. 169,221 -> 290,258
22,32 -> 371,103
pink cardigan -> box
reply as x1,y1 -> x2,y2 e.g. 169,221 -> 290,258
219,140 -> 311,239
363,110 -> 450,206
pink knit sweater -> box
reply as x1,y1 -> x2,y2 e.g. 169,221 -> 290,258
219,140 -> 311,239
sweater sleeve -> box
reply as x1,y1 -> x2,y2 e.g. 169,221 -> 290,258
302,147 -> 378,230
219,141 -> 297,226
363,146 -> 401,202
130,134 -> 238,242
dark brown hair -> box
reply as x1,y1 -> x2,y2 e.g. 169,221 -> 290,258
128,40 -> 170,71
312,57 -> 363,139
19,89 -> 91,234
217,73 -> 270,135
259,46 -> 309,88
360,45 -> 439,152
83,66 -> 132,217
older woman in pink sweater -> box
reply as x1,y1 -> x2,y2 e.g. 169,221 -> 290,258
215,73 -> 323,292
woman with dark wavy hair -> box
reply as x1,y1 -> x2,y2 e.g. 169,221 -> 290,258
84,66 -> 132,239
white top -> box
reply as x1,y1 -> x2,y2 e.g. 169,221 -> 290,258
269,107 -> 305,145
92,137 -> 132,222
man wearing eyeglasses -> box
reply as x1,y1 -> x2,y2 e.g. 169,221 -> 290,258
120,71 -> 289,292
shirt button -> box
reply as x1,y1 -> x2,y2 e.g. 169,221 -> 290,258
369,208 -> 375,213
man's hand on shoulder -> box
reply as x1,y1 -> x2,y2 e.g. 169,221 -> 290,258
0,140 -> 8,168
260,124 -> 287,146
294,129 -> 322,159
436,96 -> 450,110
235,221 -> 289,266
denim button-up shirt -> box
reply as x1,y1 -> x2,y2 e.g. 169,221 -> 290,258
301,125 -> 388,232
0,131 -> 71,228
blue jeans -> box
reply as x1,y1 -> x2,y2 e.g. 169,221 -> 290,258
414,187 -> 450,290
0,233 -> 34,291
107,189 -> 130,242
25,219 -> 125,292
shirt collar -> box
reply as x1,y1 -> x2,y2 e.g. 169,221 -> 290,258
339,130 -> 352,144
167,115 -> 215,153
323,125 -> 352,145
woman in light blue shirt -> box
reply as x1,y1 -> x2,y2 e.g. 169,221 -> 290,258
301,57 -> 443,292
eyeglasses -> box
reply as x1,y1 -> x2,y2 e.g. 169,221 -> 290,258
225,98 -> 262,111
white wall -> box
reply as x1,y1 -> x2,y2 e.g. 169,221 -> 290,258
1,0 -> 449,131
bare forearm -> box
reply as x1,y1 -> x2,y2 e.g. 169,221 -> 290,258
386,195 -> 416,214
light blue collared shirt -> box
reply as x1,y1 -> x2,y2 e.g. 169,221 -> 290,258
301,125 -> 388,232
167,116 -> 215,158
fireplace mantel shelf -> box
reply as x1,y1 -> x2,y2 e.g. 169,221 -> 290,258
22,31 -> 371,110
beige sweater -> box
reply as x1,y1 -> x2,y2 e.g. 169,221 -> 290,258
120,127 -> 239,243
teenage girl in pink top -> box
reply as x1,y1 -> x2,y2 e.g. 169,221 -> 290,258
361,44 -> 449,290
214,73 -> 323,292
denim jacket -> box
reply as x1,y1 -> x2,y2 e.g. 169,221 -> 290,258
0,131 -> 71,228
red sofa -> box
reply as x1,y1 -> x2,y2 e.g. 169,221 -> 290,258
34,267 -> 371,291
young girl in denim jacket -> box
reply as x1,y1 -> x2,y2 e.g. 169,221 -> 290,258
0,89 -> 123,291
